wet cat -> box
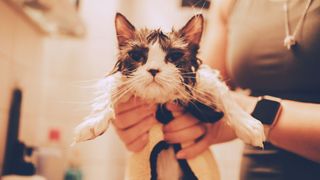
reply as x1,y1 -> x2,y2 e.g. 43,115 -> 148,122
74,13 -> 265,180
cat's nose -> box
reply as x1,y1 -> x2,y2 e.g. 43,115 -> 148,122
148,69 -> 160,77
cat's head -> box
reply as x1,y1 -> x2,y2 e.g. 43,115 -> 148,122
114,13 -> 204,103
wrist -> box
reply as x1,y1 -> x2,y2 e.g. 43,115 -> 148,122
231,91 -> 258,113
251,96 -> 283,141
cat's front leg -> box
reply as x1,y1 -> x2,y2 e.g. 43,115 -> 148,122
73,72 -> 122,144
73,108 -> 115,144
195,65 -> 265,147
216,92 -> 266,147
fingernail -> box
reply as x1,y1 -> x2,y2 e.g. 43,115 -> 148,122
176,151 -> 186,159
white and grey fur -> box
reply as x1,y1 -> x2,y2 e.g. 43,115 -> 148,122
73,13 -> 265,179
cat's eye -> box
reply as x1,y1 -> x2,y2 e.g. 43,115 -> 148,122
167,52 -> 184,62
128,51 -> 144,62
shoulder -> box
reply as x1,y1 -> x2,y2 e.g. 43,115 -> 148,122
212,0 -> 236,23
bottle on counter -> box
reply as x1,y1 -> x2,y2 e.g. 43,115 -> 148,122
64,150 -> 82,180
36,128 -> 66,180
64,163 -> 82,180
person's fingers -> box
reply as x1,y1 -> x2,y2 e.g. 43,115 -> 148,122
176,131 -> 212,159
166,103 -> 184,112
116,116 -> 157,144
165,103 -> 185,117
163,113 -> 198,132
114,105 -> 156,129
164,123 -> 206,144
115,97 -> 146,114
126,133 -> 149,152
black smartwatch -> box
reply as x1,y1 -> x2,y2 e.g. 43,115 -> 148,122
251,96 -> 282,138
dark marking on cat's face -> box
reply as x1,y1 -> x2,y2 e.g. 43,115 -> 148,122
113,13 -> 204,102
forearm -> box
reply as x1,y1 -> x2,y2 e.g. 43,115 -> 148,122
269,99 -> 320,163
233,92 -> 320,163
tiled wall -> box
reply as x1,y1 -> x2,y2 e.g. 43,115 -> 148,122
1,0 -> 244,179
0,0 -> 126,179
38,1 -> 127,178
0,0 -> 45,171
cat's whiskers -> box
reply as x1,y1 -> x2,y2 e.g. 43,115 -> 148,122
146,74 -> 212,109
113,77 -> 142,94
156,76 -> 192,101
112,78 -> 143,104
115,73 -> 145,86
111,76 -> 144,101
120,74 -> 146,87
164,83 -> 191,102
112,85 -> 136,104
180,71 -> 197,74
180,72 -> 197,75
158,78 -> 206,112
160,75 -> 210,102
181,75 -> 197,79
116,77 -> 141,86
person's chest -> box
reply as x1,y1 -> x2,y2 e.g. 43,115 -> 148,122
226,0 -> 320,95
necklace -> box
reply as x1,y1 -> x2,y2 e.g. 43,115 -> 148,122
283,0 -> 313,50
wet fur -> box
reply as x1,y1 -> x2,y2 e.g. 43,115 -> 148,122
114,28 -> 200,96
74,13 -> 265,180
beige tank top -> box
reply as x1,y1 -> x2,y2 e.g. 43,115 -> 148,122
227,1 -> 320,179
227,0 -> 320,102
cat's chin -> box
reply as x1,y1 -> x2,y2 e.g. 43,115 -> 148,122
134,83 -> 177,103
145,81 -> 164,89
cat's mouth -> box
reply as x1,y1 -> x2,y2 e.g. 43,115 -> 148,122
146,80 -> 164,88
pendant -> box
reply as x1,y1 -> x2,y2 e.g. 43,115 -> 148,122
284,35 -> 296,50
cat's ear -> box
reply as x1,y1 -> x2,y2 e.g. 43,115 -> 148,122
115,13 -> 136,46
179,14 -> 204,44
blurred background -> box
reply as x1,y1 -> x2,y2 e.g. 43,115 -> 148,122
0,0 -> 243,179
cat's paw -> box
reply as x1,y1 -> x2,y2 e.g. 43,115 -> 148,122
73,115 -> 112,144
232,116 -> 266,148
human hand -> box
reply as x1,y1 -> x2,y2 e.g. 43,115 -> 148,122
164,103 -> 236,159
114,98 -> 157,152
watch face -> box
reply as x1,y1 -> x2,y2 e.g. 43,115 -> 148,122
251,98 -> 282,125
